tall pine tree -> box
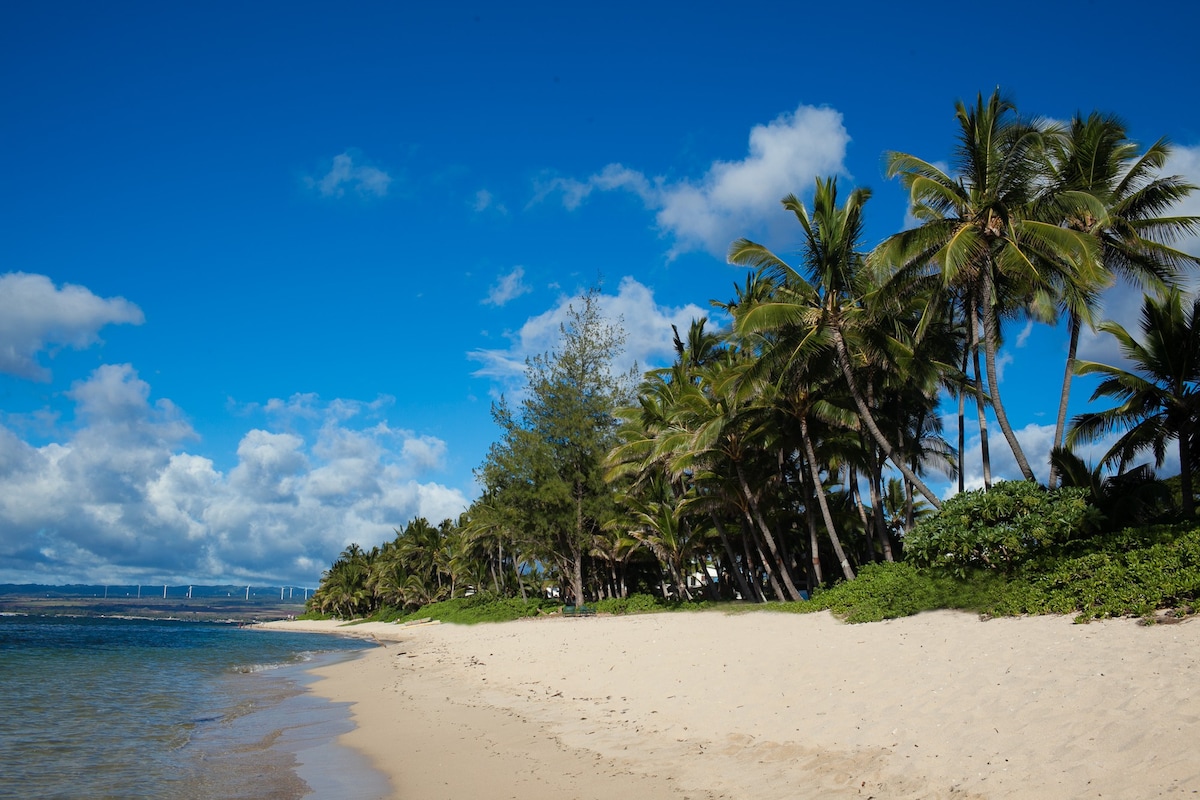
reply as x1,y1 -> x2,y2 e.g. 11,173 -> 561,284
478,289 -> 635,603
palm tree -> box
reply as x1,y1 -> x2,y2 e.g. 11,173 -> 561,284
730,177 -> 946,509
1068,289 -> 1200,516
1040,113 -> 1200,487
314,544 -> 373,617
1050,447 -> 1171,528
882,89 -> 1100,483
669,358 -> 812,597
880,476 -> 934,541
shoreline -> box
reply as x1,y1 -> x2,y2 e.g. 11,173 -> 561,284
260,611 -> 1200,799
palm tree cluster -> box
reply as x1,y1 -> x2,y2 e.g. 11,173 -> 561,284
309,515 -> 532,616
312,90 -> 1199,613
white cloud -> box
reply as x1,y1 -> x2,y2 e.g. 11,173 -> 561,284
1015,319 -> 1034,348
0,369 -> 468,585
952,422 -> 1058,495
0,272 -> 144,381
469,277 -> 711,399
1163,144 -> 1200,257
483,266 -> 532,307
307,151 -> 392,198
535,104 -> 851,257
948,415 -> 1180,499
472,188 -> 507,214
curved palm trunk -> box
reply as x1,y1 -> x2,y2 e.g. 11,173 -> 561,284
740,520 -> 770,601
830,325 -> 943,509
1181,431 -> 1195,518
735,463 -> 805,600
969,300 -> 993,490
866,455 -> 894,561
849,465 -> 876,564
711,513 -> 756,602
743,515 -> 783,600
980,269 -> 1036,481
515,551 -> 528,601
1048,312 -> 1082,489
799,414 -> 855,581
849,462 -> 878,563
798,466 -> 824,588
958,346 -> 968,494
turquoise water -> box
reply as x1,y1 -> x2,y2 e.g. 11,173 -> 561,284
0,614 -> 389,799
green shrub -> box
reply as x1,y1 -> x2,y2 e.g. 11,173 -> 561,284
593,593 -> 667,615
1013,525 -> 1200,620
904,481 -> 1096,575
372,594 -> 555,625
296,610 -> 337,621
779,562 -> 1012,623
359,524 -> 1200,626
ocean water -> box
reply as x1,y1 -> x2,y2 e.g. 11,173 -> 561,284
0,614 -> 390,800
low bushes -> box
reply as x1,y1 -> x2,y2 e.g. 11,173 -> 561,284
372,594 -> 556,625
794,522 -> 1200,623
593,593 -> 670,615
903,481 -> 1096,575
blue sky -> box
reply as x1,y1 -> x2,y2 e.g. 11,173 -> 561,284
3,1 -> 1199,586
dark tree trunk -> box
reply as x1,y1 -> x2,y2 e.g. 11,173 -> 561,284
980,268 -> 1036,481
959,343 -> 968,495
1181,431 -> 1194,518
1048,312 -> 1082,489
800,467 -> 824,587
800,414 -> 855,581
830,325 -> 943,509
736,463 -> 805,600
866,455 -> 894,562
969,298 -> 993,490
711,513 -> 756,602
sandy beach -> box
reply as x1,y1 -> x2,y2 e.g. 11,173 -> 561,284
259,611 -> 1200,799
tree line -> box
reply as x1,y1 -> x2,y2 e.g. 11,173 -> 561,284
309,90 -> 1200,618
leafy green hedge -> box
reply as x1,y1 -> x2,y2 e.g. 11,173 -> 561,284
904,481 -> 1096,575
593,593 -> 669,615
788,524 -> 1200,623
771,563 -> 1010,623
370,594 -> 557,625
1005,525 -> 1200,620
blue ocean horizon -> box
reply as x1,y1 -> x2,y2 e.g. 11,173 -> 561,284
0,614 -> 389,799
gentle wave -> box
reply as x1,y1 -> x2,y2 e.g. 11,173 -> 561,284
0,615 -> 376,799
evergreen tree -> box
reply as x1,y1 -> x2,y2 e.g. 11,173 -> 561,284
477,289 -> 635,604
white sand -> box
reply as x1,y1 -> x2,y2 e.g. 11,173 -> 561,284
259,611 -> 1200,799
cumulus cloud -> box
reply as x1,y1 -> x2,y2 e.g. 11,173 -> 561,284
307,151 -> 392,198
483,266 -> 531,307
0,370 -> 468,585
0,272 -> 144,381
951,422 -> 1058,495
947,416 -> 1179,500
1163,144 -> 1200,257
534,105 -> 850,257
469,277 -> 711,399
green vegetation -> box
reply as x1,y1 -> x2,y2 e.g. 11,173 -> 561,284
309,89 -> 1200,625
902,481 -> 1097,575
788,522 -> 1200,623
373,595 -> 557,625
